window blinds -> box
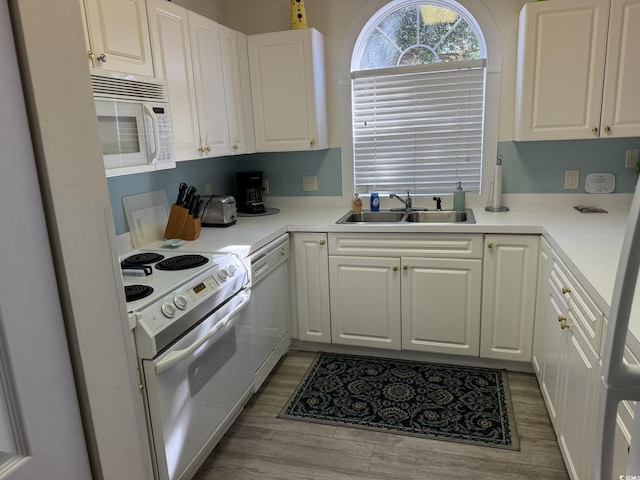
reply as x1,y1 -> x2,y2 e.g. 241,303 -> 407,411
352,59 -> 486,195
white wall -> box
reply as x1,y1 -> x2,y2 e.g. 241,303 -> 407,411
10,1 -> 153,478
214,0 -> 527,146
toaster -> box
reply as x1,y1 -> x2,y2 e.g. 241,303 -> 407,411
200,195 -> 237,227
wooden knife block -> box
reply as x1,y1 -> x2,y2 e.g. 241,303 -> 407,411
164,205 -> 201,241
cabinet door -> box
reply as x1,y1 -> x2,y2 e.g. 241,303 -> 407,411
600,0 -> 640,138
532,239 -> 552,376
248,28 -> 328,152
188,11 -> 231,158
220,25 -> 255,155
147,0 -> 200,161
481,235 -> 539,361
329,256 -> 401,350
514,0 -> 610,140
292,233 -> 331,343
558,318 -> 599,480
537,284 -> 568,428
401,257 -> 482,356
83,0 -> 154,77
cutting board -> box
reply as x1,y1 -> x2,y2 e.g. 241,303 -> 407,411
122,190 -> 169,248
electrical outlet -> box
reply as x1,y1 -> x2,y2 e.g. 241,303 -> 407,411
303,176 -> 318,192
564,170 -> 579,190
262,178 -> 269,195
205,184 -> 212,195
625,149 -> 640,168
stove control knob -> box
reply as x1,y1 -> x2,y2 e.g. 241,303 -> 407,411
217,269 -> 229,282
161,302 -> 176,318
227,264 -> 237,277
173,295 -> 188,310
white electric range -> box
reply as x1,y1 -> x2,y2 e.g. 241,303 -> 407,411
120,249 -> 254,480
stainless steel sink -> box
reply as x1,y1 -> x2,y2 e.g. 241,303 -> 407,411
337,211 -> 405,223
336,209 -> 475,224
405,210 -> 473,223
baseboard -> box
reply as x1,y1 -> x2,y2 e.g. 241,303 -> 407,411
290,339 -> 534,373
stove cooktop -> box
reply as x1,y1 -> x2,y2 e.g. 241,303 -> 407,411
120,250 -> 219,312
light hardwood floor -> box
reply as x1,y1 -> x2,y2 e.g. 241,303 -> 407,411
193,350 -> 569,480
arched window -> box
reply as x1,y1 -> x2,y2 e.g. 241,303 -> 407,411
350,0 -> 493,196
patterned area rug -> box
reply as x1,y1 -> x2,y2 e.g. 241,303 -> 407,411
279,352 -> 519,450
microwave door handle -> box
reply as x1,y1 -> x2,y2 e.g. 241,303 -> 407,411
142,103 -> 160,163
154,290 -> 251,374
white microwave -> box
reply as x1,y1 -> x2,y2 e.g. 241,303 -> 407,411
91,72 -> 175,176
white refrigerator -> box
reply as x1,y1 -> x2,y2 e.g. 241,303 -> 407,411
597,179 -> 640,479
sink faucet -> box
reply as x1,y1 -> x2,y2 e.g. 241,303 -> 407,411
433,196 -> 442,210
389,191 -> 412,210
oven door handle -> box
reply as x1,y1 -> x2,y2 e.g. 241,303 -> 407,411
154,290 -> 251,374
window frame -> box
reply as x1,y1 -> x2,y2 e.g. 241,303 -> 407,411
338,0 -> 502,202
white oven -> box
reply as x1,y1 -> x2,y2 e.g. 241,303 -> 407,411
122,250 -> 252,480
141,290 -> 252,480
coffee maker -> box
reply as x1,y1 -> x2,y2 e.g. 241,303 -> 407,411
235,171 -> 266,214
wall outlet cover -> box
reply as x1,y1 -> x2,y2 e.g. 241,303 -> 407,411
302,176 -> 318,192
564,170 -> 579,190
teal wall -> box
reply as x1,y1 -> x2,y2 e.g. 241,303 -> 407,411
499,137 -> 640,194
108,147 -> 342,234
108,138 -> 639,234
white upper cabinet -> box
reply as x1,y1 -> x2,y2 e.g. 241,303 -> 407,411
600,0 -> 640,138
514,0 -> 640,141
220,26 -> 256,156
187,10 -> 231,158
248,28 -> 329,152
147,0 -> 200,161
82,0 -> 154,77
147,1 -> 244,161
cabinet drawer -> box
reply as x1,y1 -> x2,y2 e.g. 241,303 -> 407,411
328,233 -> 483,258
552,253 -> 603,351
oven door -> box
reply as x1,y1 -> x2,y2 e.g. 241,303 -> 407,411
141,289 -> 253,480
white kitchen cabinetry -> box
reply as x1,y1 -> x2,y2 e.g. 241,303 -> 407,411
329,256 -> 401,350
402,256 -> 482,356
533,238 -> 602,480
219,25 -> 256,155
327,233 -> 483,355
82,0 -> 154,77
147,1 -> 234,160
514,0 -> 640,140
292,233 -> 331,343
248,28 -> 328,152
481,235 -> 539,362
187,10 -> 231,158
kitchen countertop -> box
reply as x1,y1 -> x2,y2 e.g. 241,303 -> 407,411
140,194 -> 636,345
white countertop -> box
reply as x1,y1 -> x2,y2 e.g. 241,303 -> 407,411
138,194 -> 635,343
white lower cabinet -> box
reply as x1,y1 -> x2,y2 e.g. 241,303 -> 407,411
533,238 -> 602,480
329,256 -> 401,349
292,233 -> 331,343
326,233 -> 483,355
558,319 -> 599,480
481,235 -> 539,361
402,257 -> 482,356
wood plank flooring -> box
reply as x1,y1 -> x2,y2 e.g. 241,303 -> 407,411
193,350 -> 569,480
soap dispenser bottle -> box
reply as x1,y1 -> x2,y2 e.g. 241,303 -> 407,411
351,191 -> 363,212
453,181 -> 466,211
370,192 -> 380,212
